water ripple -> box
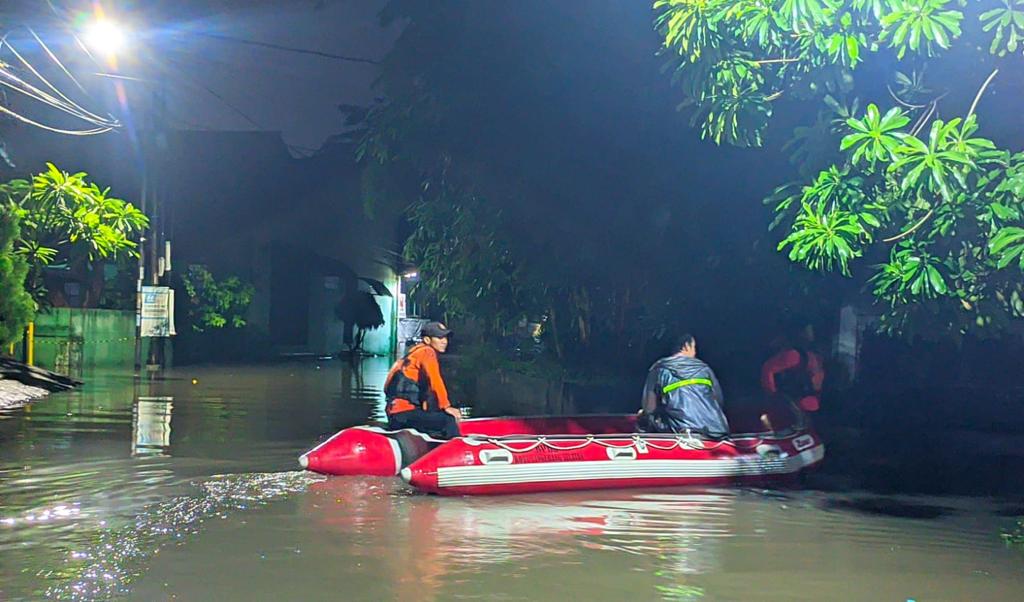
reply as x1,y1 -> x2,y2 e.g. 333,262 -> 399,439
45,470 -> 323,601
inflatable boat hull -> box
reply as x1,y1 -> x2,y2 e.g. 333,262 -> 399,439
299,426 -> 443,476
401,429 -> 824,495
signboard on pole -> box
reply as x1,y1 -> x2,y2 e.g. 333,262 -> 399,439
397,293 -> 407,319
141,286 -> 176,337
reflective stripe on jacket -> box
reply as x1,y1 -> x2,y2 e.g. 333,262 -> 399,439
384,344 -> 452,414
641,355 -> 729,436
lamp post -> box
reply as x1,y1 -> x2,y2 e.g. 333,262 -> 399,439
82,16 -> 170,371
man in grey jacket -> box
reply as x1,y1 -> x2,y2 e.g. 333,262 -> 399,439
639,333 -> 730,436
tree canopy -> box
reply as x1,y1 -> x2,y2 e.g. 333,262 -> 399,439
654,0 -> 1024,337
0,203 -> 33,347
359,1 -> 838,375
4,163 -> 148,305
181,265 -> 254,332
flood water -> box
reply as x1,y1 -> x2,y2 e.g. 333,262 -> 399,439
2,359 -> 1023,601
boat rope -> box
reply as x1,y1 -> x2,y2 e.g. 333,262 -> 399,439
475,431 -> 759,454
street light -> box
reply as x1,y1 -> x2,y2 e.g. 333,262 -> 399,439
84,19 -> 127,59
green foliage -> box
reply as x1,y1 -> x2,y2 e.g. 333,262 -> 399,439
980,0 -> 1024,56
2,163 -> 148,304
879,0 -> 962,58
0,204 -> 34,348
654,0 -> 989,149
181,265 -> 254,332
775,107 -> 1024,335
990,226 -> 1024,269
656,0 -> 1024,338
356,0 -> 844,375
779,201 -> 866,275
841,104 -> 910,165
402,191 -> 543,331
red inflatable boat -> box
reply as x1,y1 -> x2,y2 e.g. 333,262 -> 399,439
298,415 -> 628,476
301,414 -> 824,495
299,426 -> 445,476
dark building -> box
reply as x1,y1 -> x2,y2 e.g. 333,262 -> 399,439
2,124 -> 402,359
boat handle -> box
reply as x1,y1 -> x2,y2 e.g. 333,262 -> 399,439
480,449 -> 514,465
607,447 -> 638,461
792,435 -> 815,451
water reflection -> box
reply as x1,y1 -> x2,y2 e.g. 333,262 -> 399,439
303,478 -> 738,599
0,360 -> 387,600
1,360 -> 1024,601
132,396 -> 173,456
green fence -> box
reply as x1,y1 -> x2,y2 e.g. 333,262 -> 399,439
23,308 -> 155,376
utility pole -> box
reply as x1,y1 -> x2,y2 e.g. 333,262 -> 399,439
145,83 -> 168,371
135,79 -> 172,373
134,176 -> 147,371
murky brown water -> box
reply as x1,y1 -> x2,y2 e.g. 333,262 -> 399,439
2,359 -> 1023,601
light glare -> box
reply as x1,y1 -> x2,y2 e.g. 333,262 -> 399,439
85,19 -> 126,57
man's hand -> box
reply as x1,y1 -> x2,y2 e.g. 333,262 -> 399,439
444,406 -> 463,421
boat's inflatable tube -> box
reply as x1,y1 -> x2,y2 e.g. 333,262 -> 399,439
401,429 -> 824,495
299,426 -> 444,476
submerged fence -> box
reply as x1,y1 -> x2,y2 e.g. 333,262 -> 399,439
10,308 -> 160,377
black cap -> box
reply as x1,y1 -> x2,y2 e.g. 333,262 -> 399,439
421,321 -> 452,338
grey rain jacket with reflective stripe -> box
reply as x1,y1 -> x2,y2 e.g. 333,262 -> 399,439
641,355 -> 729,436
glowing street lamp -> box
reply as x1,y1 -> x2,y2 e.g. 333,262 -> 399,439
84,19 -> 127,59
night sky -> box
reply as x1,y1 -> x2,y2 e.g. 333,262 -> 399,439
5,0 -> 398,151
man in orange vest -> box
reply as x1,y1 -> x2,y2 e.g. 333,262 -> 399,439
384,321 -> 462,438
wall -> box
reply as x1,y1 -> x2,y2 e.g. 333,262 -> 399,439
28,309 -> 158,376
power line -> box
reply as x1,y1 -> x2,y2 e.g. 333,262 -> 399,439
192,32 -> 379,65
157,56 -> 328,157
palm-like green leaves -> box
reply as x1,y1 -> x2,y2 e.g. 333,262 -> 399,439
2,163 -> 148,303
772,99 -> 1021,330
728,0 -> 785,46
840,103 -> 909,165
779,202 -> 865,275
880,0 -> 963,58
655,0 -> 1024,335
871,245 -> 949,303
891,119 -> 975,199
691,58 -> 772,146
654,0 -> 728,60
990,227 -> 1024,269
980,0 -> 1024,56
852,0 -> 901,19
778,0 -> 833,31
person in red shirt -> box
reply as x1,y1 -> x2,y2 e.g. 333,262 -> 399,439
384,321 -> 462,438
760,324 -> 825,413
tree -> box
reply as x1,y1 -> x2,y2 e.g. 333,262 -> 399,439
0,203 -> 33,347
359,1 -> 837,374
2,163 -> 148,306
180,265 -> 254,332
655,0 -> 1024,337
